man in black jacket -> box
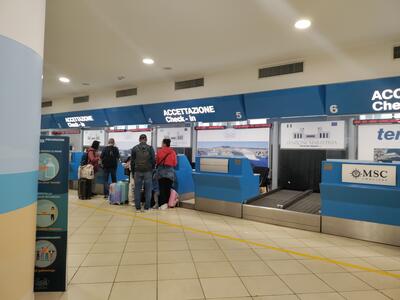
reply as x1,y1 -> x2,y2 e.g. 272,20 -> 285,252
101,138 -> 120,198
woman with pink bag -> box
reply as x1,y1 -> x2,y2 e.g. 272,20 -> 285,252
155,138 -> 178,209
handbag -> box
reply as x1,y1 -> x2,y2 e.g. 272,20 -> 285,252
79,164 -> 94,179
153,152 -> 171,180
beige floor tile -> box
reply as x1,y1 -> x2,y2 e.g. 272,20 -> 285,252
191,249 -> 228,262
102,226 -> 131,234
314,247 -> 355,258
67,267 -> 78,283
299,260 -> 346,273
184,231 -> 214,240
317,273 -> 373,292
280,274 -> 334,293
158,250 -> 194,263
353,272 -> 400,289
252,295 -> 298,300
212,297 -> 252,300
68,243 -> 93,255
74,227 -> 104,234
34,292 -> 63,300
90,242 -> 125,254
333,258 -> 377,273
68,254 -> 87,267
343,246 -> 384,257
125,241 -> 157,252
297,292 -> 345,299
81,253 -> 122,266
271,238 -> 307,248
231,260 -> 274,276
267,260 -> 311,275
195,261 -> 237,278
96,234 -> 128,243
241,275 -> 293,296
109,281 -> 156,300
115,264 -> 157,282
223,249 -> 260,261
200,277 -> 249,298
158,240 -> 188,251
158,232 -> 186,241
158,278 -> 204,300
217,239 -> 250,250
362,256 -> 400,271
158,262 -> 198,280
120,251 -> 157,265
71,266 -> 118,284
157,226 -> 184,233
187,239 -> 220,250
69,234 -> 99,244
340,290 -> 391,300
380,288 -> 400,299
128,233 -> 157,242
59,283 -> 112,300
254,248 -> 294,261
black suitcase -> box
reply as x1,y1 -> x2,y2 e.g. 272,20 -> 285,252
78,178 -> 91,199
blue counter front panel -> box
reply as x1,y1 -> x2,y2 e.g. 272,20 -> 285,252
320,160 -> 400,226
174,154 -> 194,196
193,157 -> 259,203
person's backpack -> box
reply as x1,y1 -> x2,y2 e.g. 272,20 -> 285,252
80,152 -> 89,166
102,146 -> 118,169
134,145 -> 152,172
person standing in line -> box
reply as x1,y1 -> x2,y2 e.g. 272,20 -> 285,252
87,140 -> 100,196
100,138 -> 120,198
131,134 -> 155,212
156,138 -> 177,209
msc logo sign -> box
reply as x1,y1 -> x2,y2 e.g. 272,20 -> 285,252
342,164 -> 396,186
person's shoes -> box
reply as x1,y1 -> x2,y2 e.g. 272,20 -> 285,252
159,204 -> 168,210
136,208 -> 142,213
91,193 -> 97,197
152,204 -> 159,209
104,195 -> 108,199
140,206 -> 144,212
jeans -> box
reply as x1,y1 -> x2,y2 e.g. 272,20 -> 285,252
134,171 -> 153,210
103,168 -> 117,196
158,178 -> 172,206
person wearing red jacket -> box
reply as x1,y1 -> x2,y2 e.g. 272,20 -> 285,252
87,140 -> 100,195
156,138 -> 177,208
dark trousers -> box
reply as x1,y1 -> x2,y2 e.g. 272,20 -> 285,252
158,178 -> 172,206
103,168 -> 117,196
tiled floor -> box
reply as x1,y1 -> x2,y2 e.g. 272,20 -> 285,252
35,193 -> 400,300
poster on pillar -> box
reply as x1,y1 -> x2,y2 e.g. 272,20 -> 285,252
34,136 -> 69,292
358,124 -> 400,162
197,127 -> 269,167
280,121 -> 346,150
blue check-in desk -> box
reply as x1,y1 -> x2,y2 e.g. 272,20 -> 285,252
320,159 -> 400,246
193,157 -> 259,217
174,154 -> 195,200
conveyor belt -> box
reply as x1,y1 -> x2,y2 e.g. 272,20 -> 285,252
249,189 -> 305,208
286,193 -> 321,214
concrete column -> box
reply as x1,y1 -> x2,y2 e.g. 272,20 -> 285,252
0,1 -> 46,299
271,121 -> 279,189
348,117 -> 357,159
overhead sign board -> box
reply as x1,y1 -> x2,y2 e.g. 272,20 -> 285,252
342,163 -> 397,186
52,109 -> 109,128
142,95 -> 245,124
326,76 -> 400,115
105,105 -> 147,125
280,121 -> 345,149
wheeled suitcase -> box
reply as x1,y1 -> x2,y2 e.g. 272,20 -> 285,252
119,181 -> 129,204
109,183 -> 122,205
78,178 -> 91,199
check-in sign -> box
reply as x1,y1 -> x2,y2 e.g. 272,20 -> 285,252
342,164 -> 397,186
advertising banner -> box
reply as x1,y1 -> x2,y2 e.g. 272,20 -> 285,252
280,121 -> 345,150
342,163 -> 397,186
34,136 -> 69,292
83,129 -> 106,146
157,126 -> 191,148
143,95 -> 245,124
358,124 -> 400,162
326,76 -> 400,115
197,127 -> 269,167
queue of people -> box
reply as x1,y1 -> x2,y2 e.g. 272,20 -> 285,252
82,134 -> 177,211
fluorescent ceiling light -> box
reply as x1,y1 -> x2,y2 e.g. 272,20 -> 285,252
142,58 -> 154,65
295,19 -> 311,30
59,76 -> 70,83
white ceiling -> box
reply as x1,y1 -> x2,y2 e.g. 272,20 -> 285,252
43,0 -> 400,99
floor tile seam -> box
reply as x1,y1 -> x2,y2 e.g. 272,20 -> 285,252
296,257 -> 349,275
71,200 -> 400,280
337,290 -> 392,299
312,271 -> 378,293
186,235 -> 207,300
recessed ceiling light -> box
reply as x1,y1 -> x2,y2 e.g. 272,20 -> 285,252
295,19 -> 311,30
163,67 -> 172,70
82,82 -> 90,86
59,76 -> 70,83
142,58 -> 154,65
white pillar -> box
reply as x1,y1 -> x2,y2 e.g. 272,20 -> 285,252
0,1 -> 46,299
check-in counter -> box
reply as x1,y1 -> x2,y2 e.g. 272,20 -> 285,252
174,154 -> 194,200
193,157 -> 259,217
320,159 -> 400,246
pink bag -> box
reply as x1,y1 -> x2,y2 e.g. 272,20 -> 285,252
168,189 -> 179,208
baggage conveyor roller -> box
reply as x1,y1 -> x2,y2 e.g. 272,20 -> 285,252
243,189 -> 321,232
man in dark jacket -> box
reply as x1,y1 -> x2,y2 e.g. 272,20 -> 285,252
101,138 -> 120,198
131,134 -> 155,211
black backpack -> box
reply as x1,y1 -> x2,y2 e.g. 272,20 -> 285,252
102,146 -> 118,169
134,144 -> 152,172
